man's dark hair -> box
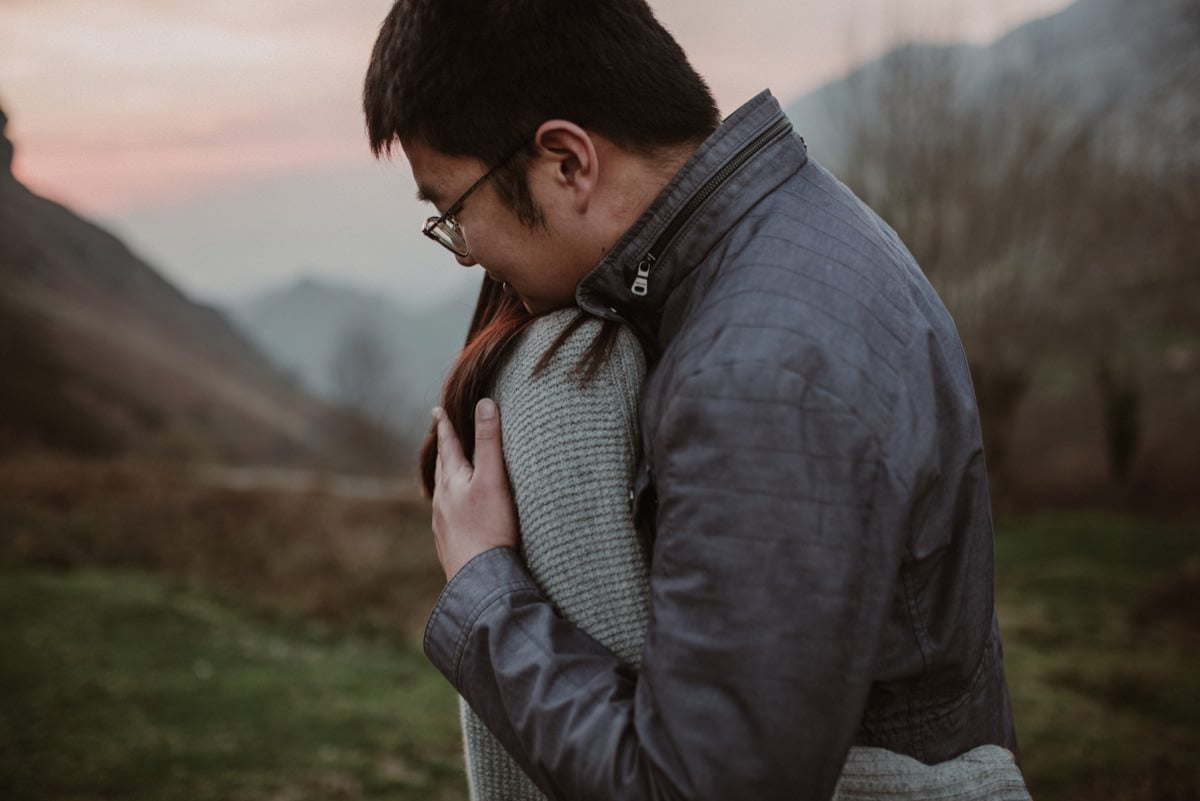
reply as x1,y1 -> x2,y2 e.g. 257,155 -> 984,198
363,0 -> 721,225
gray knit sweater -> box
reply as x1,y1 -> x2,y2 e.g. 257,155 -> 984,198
459,310 -> 1029,801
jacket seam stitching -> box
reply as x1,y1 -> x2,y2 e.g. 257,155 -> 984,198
658,361 -> 907,492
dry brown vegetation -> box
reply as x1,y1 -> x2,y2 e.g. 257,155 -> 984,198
830,44 -> 1200,506
0,453 -> 443,641
4,454 -> 1196,801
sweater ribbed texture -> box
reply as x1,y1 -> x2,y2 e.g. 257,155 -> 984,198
461,310 -> 648,801
458,310 -> 1029,801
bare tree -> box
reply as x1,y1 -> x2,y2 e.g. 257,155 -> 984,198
326,317 -> 406,472
828,36 -> 1200,493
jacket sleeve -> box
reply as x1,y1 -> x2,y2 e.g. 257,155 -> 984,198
425,359 -> 908,801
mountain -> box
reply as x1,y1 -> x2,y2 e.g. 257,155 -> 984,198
786,0 -> 1200,170
106,156 -> 473,310
0,104 -> 341,465
229,277 -> 477,434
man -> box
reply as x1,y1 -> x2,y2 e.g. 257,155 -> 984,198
363,2 -> 1018,799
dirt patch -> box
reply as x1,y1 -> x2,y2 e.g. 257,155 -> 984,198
1130,556 -> 1200,635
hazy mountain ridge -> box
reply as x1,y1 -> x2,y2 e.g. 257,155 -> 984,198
229,276 -> 477,431
786,0 -> 1200,169
0,105 -> 339,464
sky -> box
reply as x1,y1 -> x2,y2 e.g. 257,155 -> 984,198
0,0 -> 1074,306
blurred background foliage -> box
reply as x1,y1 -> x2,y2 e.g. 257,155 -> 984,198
819,6 -> 1200,508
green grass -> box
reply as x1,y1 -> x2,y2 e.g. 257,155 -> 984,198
995,515 -> 1200,801
1,459 -> 1197,801
0,571 -> 466,801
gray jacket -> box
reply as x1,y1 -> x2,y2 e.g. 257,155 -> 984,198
424,90 -> 1018,801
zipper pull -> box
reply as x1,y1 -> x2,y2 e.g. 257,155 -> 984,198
630,254 -> 655,297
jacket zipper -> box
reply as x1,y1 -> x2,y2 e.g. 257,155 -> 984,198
629,116 -> 794,297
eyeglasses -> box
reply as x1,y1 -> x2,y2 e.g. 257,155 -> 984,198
422,136 -> 533,258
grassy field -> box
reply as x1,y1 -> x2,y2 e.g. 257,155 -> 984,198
1,455 -> 1197,800
0,572 -> 464,801
995,515 -> 1200,800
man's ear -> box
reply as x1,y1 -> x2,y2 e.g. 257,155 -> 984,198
533,120 -> 598,213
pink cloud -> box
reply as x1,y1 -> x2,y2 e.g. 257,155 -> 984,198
12,135 -> 368,216
2,0 -> 1074,216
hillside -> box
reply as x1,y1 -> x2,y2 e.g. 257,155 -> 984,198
0,105 -> 339,465
786,0 -> 1200,170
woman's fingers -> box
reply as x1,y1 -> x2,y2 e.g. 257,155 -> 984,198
428,400 -> 518,580
432,401 -> 505,489
434,406 -> 469,480
472,399 -> 505,490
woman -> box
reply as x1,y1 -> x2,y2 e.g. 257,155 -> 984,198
420,279 -> 1029,801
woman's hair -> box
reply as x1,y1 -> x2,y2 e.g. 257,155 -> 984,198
418,278 -> 621,496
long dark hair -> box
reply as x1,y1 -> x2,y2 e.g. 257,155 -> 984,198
418,279 -> 621,496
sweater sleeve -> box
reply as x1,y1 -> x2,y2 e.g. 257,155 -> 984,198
458,309 -> 649,801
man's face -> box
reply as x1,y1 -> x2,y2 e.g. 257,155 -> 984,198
402,138 -> 583,315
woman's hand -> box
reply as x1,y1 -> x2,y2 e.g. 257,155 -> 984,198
431,399 -> 519,581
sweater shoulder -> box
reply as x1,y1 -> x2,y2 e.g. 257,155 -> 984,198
493,309 -> 644,411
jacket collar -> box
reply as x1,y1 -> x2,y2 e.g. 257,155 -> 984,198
576,90 -> 807,337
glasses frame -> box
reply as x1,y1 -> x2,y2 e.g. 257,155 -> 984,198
422,135 -> 534,258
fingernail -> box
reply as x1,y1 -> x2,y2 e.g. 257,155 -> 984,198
432,406 -> 443,422
477,398 -> 496,420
